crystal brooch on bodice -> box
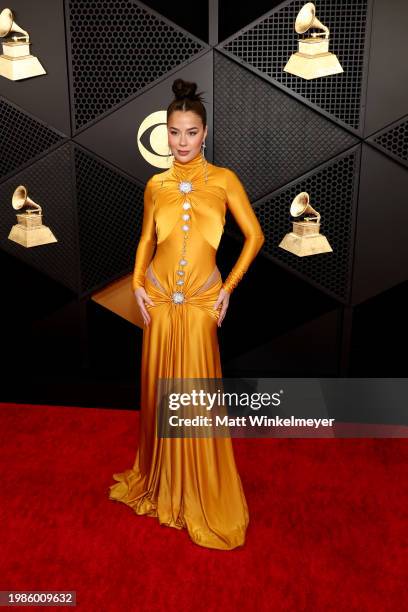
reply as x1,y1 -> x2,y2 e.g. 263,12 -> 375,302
172,291 -> 185,304
179,181 -> 192,193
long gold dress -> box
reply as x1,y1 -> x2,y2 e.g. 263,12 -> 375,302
108,150 -> 265,550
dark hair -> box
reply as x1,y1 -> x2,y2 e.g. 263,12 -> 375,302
167,78 -> 207,128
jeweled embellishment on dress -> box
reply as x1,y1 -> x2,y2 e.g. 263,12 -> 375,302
179,181 -> 192,194
172,291 -> 185,304
174,183 -> 192,298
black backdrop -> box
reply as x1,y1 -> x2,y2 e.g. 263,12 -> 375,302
0,0 -> 407,408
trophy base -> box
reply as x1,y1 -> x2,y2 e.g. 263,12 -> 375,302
283,51 -> 343,80
279,232 -> 333,256
0,54 -> 46,80
8,224 -> 58,247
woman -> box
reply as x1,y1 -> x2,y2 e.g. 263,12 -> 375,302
108,78 -> 265,550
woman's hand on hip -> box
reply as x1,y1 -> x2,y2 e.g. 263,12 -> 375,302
213,288 -> 230,327
134,287 -> 155,326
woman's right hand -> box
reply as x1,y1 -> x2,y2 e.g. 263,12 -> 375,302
134,287 -> 155,326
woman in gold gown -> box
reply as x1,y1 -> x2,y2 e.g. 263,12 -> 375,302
108,78 -> 265,550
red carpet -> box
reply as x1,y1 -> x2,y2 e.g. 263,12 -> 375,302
0,403 -> 406,611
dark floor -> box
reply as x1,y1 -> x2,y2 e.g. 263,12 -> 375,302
0,243 -> 407,410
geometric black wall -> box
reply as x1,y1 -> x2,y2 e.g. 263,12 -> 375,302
250,149 -> 359,303
74,146 -> 145,294
66,0 -> 207,131
216,0 -> 408,305
368,116 -> 408,168
0,97 -> 66,182
0,0 -> 70,134
220,0 -> 371,133
363,0 -> 408,136
352,144 -> 408,304
1,0 -> 407,308
213,52 -> 359,200
73,51 -> 214,184
0,143 -> 79,292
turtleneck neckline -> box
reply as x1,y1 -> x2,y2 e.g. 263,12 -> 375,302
172,150 -> 205,173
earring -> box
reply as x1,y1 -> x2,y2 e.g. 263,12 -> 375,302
201,140 -> 208,183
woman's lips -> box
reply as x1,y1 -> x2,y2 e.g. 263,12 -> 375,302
178,150 -> 189,155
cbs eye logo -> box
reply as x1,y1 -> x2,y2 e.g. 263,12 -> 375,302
137,111 -> 173,169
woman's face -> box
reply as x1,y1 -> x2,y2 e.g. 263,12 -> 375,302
167,110 -> 208,164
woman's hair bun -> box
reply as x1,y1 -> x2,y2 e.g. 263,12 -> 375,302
172,78 -> 198,101
167,78 -> 207,127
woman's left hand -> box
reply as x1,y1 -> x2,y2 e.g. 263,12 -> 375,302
213,288 -> 230,327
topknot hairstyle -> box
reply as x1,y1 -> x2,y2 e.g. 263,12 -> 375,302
167,78 -> 207,128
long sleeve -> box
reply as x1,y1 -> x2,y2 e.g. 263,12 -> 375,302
132,177 -> 157,291
222,168 -> 265,294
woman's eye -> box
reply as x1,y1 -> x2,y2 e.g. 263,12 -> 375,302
170,132 -> 197,136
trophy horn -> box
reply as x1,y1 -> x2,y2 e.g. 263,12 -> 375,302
12,185 -> 42,214
0,8 -> 29,42
295,2 -> 329,39
290,192 -> 320,223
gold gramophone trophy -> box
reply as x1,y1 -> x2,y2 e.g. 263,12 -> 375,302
283,2 -> 343,79
279,191 -> 332,256
8,185 -> 57,247
0,8 -> 46,80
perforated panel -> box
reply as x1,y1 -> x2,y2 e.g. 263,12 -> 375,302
218,0 -> 370,131
67,0 -> 207,130
226,148 -> 360,303
0,97 -> 65,181
74,146 -> 144,294
214,52 -> 358,201
369,116 -> 408,168
0,143 -> 79,293
0,1 -> 395,308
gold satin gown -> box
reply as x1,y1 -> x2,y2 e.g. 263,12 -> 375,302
108,150 -> 265,550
